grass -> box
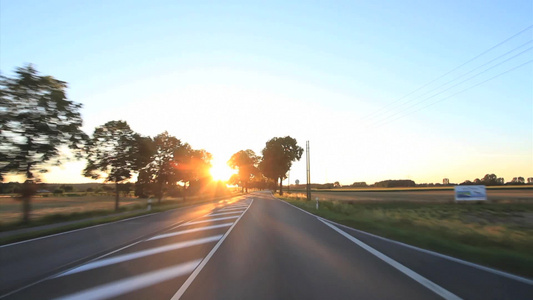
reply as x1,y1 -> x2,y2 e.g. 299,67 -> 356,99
278,194 -> 533,278
289,185 -> 533,192
0,192 -> 243,245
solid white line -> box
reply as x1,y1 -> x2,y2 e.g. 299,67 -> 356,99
170,199 -> 254,300
184,216 -> 239,225
56,260 -> 202,300
56,235 -> 222,277
278,199 -> 533,285
206,211 -> 244,217
147,223 -> 233,241
320,220 -> 462,300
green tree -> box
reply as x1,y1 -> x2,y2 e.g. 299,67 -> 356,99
177,146 -> 212,198
83,120 -> 146,210
227,149 -> 260,193
0,65 -> 87,222
259,136 -> 303,195
140,131 -> 184,203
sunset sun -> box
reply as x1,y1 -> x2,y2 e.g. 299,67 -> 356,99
210,159 -> 236,182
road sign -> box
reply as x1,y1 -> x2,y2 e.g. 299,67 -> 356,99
454,185 -> 487,201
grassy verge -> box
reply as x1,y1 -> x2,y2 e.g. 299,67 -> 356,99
0,193 -> 243,245
278,195 -> 533,278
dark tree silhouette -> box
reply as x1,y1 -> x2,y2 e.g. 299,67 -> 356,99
0,65 -> 87,222
228,149 -> 260,193
259,136 -> 303,195
139,131 -> 184,203
83,120 -> 148,210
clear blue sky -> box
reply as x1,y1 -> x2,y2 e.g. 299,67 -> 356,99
1,0 -> 532,185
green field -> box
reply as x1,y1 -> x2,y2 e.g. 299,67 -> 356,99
278,194 -> 533,278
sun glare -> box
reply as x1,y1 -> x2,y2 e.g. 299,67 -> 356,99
210,160 -> 236,182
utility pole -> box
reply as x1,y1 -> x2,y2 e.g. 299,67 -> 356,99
306,140 -> 311,201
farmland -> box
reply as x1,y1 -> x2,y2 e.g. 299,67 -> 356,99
279,187 -> 533,277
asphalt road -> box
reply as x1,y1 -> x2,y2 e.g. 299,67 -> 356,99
1,192 -> 531,299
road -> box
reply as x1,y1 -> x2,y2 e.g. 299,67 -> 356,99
1,192 -> 531,299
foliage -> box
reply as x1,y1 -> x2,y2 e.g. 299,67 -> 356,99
138,131 -> 184,202
374,179 -> 416,188
259,136 -> 303,195
0,64 -> 87,222
83,120 -> 148,210
227,149 -> 260,192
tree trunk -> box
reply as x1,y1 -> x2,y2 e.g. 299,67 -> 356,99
115,181 -> 120,211
21,180 -> 35,223
158,181 -> 163,204
22,196 -> 31,223
279,177 -> 283,195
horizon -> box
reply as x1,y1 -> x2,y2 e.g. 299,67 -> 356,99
1,1 -> 532,186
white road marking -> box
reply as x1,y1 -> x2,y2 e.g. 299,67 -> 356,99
320,220 -> 462,300
56,235 -> 222,277
56,260 -> 202,300
184,216 -> 239,225
147,223 -> 233,241
206,211 -> 244,217
279,199 -> 533,286
170,199 -> 254,300
218,207 -> 248,212
0,213 -> 159,248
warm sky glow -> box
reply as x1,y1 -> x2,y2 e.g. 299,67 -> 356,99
1,1 -> 531,185
210,159 -> 237,182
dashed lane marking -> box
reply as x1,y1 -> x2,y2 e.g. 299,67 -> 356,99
56,235 -> 223,278
184,216 -> 239,226
56,260 -> 202,300
206,211 -> 244,217
147,223 -> 233,241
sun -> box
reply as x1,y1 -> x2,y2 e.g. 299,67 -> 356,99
210,160 -> 236,182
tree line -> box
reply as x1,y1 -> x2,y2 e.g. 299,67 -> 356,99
0,64 -> 304,222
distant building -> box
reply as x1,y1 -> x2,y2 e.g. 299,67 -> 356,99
528,177 -> 533,184
443,178 -> 450,185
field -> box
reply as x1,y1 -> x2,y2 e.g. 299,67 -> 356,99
0,194 -> 149,227
288,188 -> 532,203
279,189 -> 533,277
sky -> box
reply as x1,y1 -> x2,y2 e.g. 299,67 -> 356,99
1,0 -> 532,185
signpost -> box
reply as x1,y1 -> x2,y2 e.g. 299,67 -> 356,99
454,185 -> 487,201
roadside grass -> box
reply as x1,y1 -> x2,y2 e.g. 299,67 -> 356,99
289,185 -> 533,193
0,192 -> 243,245
278,194 -> 533,278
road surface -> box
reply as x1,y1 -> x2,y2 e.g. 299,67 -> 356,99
1,192 -> 531,299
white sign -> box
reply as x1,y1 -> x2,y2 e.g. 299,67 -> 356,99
454,185 -> 487,201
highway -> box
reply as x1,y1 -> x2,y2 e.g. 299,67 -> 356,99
1,192 -> 531,299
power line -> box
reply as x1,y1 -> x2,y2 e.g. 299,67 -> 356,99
373,59 -> 533,128
367,40 -> 533,125
367,45 -> 533,127
360,24 -> 533,121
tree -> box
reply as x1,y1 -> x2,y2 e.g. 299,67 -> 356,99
259,136 -> 303,195
83,120 -> 146,210
0,65 -> 87,222
140,131 -> 184,203
227,149 -> 260,193
482,174 -> 498,186
173,144 -> 212,199
334,181 -> 341,188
